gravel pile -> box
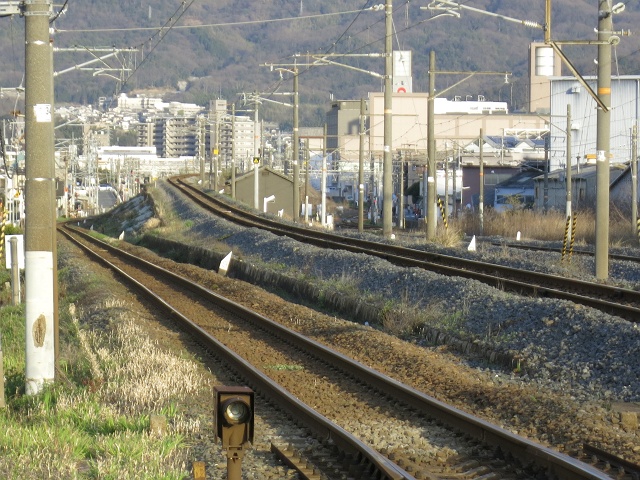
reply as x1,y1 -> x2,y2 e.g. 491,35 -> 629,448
148,182 -> 640,404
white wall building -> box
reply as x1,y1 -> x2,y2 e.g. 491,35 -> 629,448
549,76 -> 640,172
97,146 -> 198,178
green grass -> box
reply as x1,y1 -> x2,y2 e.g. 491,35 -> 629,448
264,364 -> 304,371
0,261 -> 208,479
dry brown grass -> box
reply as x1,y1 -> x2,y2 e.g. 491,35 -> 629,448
454,208 -> 639,246
433,222 -> 465,247
75,304 -> 209,416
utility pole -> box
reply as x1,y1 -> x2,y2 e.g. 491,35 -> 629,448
595,0 -> 612,280
426,50 -> 436,240
358,98 -> 366,232
231,104 -> 236,200
544,132 -> 549,213
444,144 -> 449,216
215,119 -> 221,191
198,116 -> 205,186
293,68 -> 300,222
632,123 -> 637,230
479,128 -> 484,235
566,104 -> 572,222
304,137 -> 310,222
382,0 -> 393,238
253,101 -> 259,210
24,0 -> 56,395
452,145 -> 457,219
399,151 -> 404,228
321,127 -> 327,227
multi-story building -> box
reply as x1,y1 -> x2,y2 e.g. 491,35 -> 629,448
326,92 -> 548,206
137,116 -> 198,158
209,100 -> 257,173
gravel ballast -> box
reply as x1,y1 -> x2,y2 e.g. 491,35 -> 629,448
142,182 -> 640,405
68,180 -> 640,476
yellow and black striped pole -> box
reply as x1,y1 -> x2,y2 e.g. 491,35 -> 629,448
569,214 -> 577,260
637,217 -> 640,245
437,196 -> 448,230
561,215 -> 571,261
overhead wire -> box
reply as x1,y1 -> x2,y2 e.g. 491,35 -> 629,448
50,0 -> 70,24
258,1 -> 377,107
54,3 -> 389,108
115,0 -> 197,96
324,0 -> 373,55
44,0 -> 640,157
54,8 -> 375,34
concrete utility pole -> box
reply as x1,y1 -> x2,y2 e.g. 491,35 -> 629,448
321,131 -> 327,227
358,98 -> 366,232
304,137 -> 310,222
215,119 -> 221,191
231,104 -> 236,200
632,123 -> 637,230
544,133 -> 549,213
253,101 -> 259,210
453,144 -> 458,218
595,0 -> 612,279
479,128 -> 484,234
426,50 -> 436,240
198,116 -> 205,186
24,0 -> 56,395
566,104 -> 572,222
382,0 -> 393,238
293,68 -> 300,222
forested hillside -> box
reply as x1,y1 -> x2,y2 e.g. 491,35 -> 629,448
1,0 -> 639,126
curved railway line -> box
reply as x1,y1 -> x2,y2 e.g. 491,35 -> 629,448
59,223 -> 627,480
167,176 -> 640,322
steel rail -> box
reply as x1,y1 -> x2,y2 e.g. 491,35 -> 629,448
583,444 -> 640,479
60,223 -> 613,480
168,176 -> 640,321
58,224 -> 413,480
491,241 -> 640,264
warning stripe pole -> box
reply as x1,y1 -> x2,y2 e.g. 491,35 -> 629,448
437,196 -> 448,230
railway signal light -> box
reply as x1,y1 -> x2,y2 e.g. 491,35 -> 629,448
214,385 -> 254,449
214,386 -> 254,480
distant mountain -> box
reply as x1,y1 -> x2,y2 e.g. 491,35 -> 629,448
1,0 -> 639,126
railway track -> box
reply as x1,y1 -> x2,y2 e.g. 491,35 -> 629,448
59,223 -> 624,479
167,176 -> 640,322
489,241 -> 640,264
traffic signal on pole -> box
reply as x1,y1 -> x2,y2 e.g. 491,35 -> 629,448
214,386 -> 254,449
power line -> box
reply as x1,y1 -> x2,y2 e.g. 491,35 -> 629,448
116,0 -> 196,94
54,8 -> 372,34
49,0 -> 69,23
